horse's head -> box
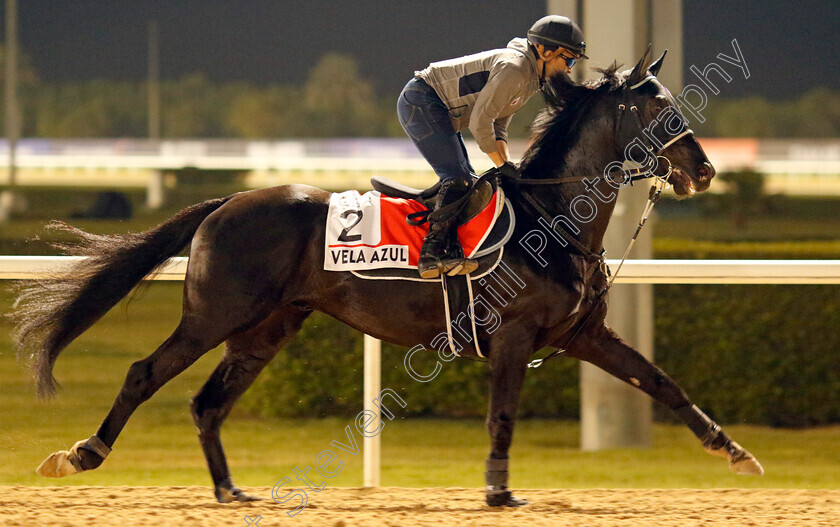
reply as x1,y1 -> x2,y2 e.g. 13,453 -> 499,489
521,53 -> 715,198
617,47 -> 715,197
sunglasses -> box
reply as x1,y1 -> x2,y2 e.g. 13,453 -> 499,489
556,54 -> 578,68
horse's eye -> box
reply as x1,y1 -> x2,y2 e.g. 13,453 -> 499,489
652,96 -> 668,113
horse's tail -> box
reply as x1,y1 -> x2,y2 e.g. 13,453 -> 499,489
9,196 -> 234,398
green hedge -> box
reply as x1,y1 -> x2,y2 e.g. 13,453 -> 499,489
239,311 -> 581,420
655,238 -> 840,259
242,278 -> 840,428
654,284 -> 840,427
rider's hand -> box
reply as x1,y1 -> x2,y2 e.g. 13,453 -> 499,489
488,140 -> 510,167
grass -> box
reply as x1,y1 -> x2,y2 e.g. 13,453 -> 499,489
1,283 -> 839,490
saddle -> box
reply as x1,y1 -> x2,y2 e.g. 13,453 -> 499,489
348,175 -> 515,282
370,175 -> 497,226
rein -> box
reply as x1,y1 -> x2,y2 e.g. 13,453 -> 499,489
520,74 -> 692,369
514,158 -> 659,187
525,176 -> 667,369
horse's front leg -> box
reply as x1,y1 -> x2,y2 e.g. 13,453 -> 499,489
566,324 -> 763,476
484,329 -> 533,507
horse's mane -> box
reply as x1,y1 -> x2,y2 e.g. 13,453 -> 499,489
519,63 -> 624,179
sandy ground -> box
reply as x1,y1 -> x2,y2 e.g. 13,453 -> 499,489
0,486 -> 837,526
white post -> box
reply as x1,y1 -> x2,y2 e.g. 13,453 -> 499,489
1,0 -> 20,222
575,0 -> 682,451
147,170 -> 165,209
362,334 -> 381,487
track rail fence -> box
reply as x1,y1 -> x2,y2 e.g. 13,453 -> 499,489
3,256 -> 840,486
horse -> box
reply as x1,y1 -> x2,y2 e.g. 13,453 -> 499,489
10,47 -> 763,507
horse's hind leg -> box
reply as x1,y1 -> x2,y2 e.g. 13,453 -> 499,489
191,305 -> 312,503
567,325 -> 764,476
35,316 -> 234,478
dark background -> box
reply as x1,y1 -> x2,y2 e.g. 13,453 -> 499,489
13,0 -> 840,98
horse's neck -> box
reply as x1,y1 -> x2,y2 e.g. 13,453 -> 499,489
541,119 -> 620,256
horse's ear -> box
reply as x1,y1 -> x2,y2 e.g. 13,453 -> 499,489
649,49 -> 668,76
628,44 -> 653,85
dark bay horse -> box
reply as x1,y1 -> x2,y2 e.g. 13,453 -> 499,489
11,48 -> 762,507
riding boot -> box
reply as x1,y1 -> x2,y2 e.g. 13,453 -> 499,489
417,177 -> 477,279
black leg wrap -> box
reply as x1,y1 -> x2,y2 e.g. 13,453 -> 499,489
485,457 -> 509,488
73,435 -> 111,472
68,455 -> 84,472
675,404 -> 726,449
79,435 -> 111,460
485,458 -> 528,507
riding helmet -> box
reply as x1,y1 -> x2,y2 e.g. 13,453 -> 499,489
527,15 -> 588,58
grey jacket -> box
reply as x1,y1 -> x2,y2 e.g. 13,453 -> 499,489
416,38 -> 541,153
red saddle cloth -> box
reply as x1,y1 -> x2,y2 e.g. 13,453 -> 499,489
324,189 -> 502,271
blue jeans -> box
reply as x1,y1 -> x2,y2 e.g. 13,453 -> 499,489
397,78 -> 474,183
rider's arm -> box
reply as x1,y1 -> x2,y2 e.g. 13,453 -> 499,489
469,63 -> 524,166
489,116 -> 513,166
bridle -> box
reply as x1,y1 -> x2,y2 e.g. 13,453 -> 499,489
514,72 -> 696,256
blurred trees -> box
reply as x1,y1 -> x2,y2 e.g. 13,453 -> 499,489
160,74 -> 242,137
303,53 -> 382,137
716,169 -> 767,228
21,53 -> 400,138
36,80 -> 146,137
4,45 -> 840,139
227,85 -> 306,137
0,43 -> 41,136
694,87 -> 840,138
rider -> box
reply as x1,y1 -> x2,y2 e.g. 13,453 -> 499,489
398,15 -> 587,279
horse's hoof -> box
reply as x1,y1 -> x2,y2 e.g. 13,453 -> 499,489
216,487 -> 261,503
729,449 -> 764,475
36,438 -> 92,477
36,450 -> 79,477
486,490 -> 528,507
706,440 -> 764,476
504,494 -> 529,507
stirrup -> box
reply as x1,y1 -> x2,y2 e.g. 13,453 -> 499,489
446,258 -> 478,276
418,255 -> 462,279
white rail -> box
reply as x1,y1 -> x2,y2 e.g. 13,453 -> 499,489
4,138 -> 840,198
2,256 -> 840,284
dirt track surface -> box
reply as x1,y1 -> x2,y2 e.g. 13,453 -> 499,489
1,486 -> 837,526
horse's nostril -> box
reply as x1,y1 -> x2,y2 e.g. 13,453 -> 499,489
699,162 -> 715,179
